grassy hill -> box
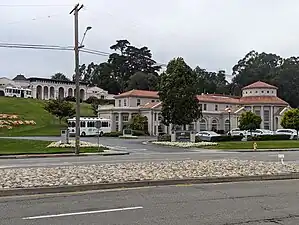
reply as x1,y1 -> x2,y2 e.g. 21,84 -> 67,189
0,97 -> 94,136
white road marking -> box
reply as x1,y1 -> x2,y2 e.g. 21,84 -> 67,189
23,206 -> 143,220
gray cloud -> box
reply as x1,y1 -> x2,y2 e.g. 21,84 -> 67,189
1,0 -> 299,80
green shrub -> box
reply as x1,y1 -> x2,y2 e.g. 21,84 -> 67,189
210,135 -> 243,142
157,134 -> 171,142
132,130 -> 146,136
247,134 -> 291,141
103,131 -> 122,137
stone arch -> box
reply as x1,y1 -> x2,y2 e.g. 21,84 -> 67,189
224,119 -> 230,132
211,118 -> 219,131
0,90 -> 4,96
43,86 -> 49,100
36,85 -> 42,99
80,89 -> 85,100
68,88 -> 73,97
199,118 -> 207,131
49,87 -> 55,99
58,87 -> 64,100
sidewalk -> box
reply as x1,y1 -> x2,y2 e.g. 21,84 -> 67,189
0,150 -> 129,159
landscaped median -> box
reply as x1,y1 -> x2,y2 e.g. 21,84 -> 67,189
1,159 -> 299,196
0,138 -> 108,155
152,140 -> 299,150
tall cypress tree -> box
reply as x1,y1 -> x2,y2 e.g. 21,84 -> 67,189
159,57 -> 202,128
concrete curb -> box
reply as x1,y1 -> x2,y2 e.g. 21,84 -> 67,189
224,149 -> 299,152
1,173 -> 299,197
0,151 -> 129,159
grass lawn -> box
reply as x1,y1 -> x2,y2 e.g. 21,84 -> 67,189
204,140 -> 299,150
0,138 -> 106,155
0,97 -> 94,137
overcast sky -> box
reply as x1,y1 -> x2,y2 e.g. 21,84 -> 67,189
1,0 -> 299,80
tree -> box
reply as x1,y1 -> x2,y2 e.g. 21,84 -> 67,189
281,108 -> 299,137
91,101 -> 99,116
129,114 -> 148,132
159,57 -> 202,128
127,71 -> 158,91
51,73 -> 70,81
239,111 -> 262,132
44,99 -> 75,123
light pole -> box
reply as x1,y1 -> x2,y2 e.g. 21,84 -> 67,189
70,4 -> 92,155
227,108 -> 231,134
79,26 -> 92,48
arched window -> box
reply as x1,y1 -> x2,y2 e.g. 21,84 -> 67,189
199,119 -> 207,131
211,119 -> 218,131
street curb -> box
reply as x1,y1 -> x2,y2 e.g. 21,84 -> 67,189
224,149 -> 299,152
1,173 -> 299,197
0,151 -> 129,159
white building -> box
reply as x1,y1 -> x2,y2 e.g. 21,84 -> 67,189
86,86 -> 115,100
98,81 -> 290,136
0,75 -> 114,101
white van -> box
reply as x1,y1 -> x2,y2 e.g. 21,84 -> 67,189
67,117 -> 111,137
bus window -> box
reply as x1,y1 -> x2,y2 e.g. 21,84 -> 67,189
68,122 -> 76,127
102,121 -> 109,127
80,121 -> 86,127
87,121 -> 95,127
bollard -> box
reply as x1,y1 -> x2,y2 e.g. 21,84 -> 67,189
278,154 -> 285,165
253,142 -> 257,151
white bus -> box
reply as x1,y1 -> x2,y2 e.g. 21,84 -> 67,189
2,86 -> 32,98
67,117 -> 112,137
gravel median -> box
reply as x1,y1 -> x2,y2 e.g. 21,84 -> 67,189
1,159 -> 299,189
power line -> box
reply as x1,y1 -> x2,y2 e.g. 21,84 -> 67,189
0,4 -> 72,7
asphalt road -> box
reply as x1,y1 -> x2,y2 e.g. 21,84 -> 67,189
1,136 -> 299,168
1,180 -> 299,224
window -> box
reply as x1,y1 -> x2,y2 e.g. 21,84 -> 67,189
203,104 -> 207,111
250,91 -> 252,93
215,105 -> 218,111
101,95 -> 105,99
189,123 -> 195,131
122,114 -> 129,122
118,100 -> 121,107
199,119 -> 207,131
261,90 -> 264,93
87,121 -> 95,127
272,91 -> 274,93
101,121 -> 109,127
158,114 -> 162,121
137,99 -> 141,106
151,99 -> 155,102
267,91 -> 269,93
211,119 -> 218,131
158,125 -> 163,133
124,99 -> 127,107
115,115 -> 119,121
80,121 -> 86,127
256,91 -> 258,93
154,113 -> 157,121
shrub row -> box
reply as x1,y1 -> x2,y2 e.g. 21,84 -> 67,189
103,130 -> 146,137
247,134 -> 292,141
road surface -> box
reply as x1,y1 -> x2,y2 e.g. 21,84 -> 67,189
1,136 -> 299,168
1,180 -> 299,224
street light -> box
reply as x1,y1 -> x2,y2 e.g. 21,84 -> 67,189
79,26 -> 92,48
226,107 -> 231,134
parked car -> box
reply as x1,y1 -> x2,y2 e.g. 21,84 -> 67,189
227,128 -> 248,136
195,131 -> 221,141
249,129 -> 274,136
275,129 -> 297,139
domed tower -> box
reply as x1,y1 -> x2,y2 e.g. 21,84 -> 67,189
242,81 -> 278,97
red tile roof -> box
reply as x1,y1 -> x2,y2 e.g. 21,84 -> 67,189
196,94 -> 240,104
239,96 -> 288,105
114,90 -> 158,99
140,102 -> 161,109
242,81 -> 277,90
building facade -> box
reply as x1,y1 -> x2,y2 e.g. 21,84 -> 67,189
98,81 -> 290,136
0,75 -> 114,101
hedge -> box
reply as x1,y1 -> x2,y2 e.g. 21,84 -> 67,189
103,130 -> 146,137
247,134 -> 292,141
157,134 -> 171,142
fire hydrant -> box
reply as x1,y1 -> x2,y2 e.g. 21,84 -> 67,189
253,142 -> 257,151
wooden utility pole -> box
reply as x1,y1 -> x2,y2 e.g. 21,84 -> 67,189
70,3 -> 84,155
